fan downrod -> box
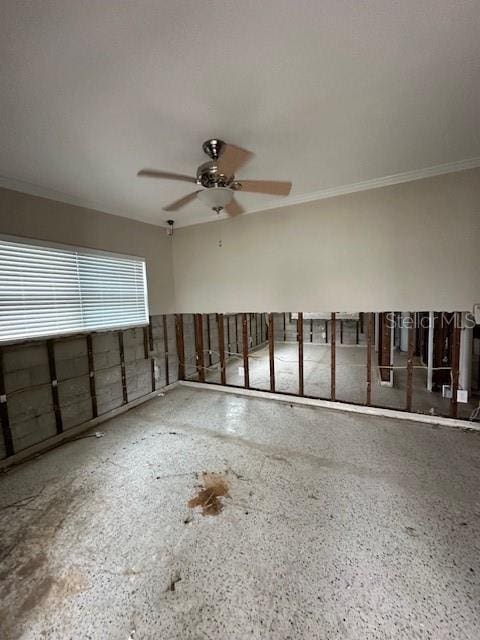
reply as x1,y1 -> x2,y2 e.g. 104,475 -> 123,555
202,139 -> 225,160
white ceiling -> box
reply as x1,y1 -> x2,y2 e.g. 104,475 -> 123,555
0,0 -> 479,228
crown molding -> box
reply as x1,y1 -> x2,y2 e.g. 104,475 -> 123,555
174,156 -> 480,228
0,175 -> 165,227
1,156 -> 479,230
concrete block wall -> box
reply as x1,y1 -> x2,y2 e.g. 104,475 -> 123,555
0,314 -> 177,460
273,313 -> 365,346
3,342 -> 56,453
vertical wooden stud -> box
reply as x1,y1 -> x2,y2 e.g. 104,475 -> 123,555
226,314 -> 231,355
117,331 -> 128,404
298,312 -> 304,396
47,339 -> 63,433
451,312 -> 461,418
162,315 -> 169,387
235,314 -> 239,354
331,313 -> 336,401
406,313 -> 414,412
268,313 -> 275,392
175,314 -> 185,380
366,312 -> 373,406
206,314 -> 212,367
217,313 -> 226,385
86,334 -> 98,418
242,313 -> 250,388
0,347 -> 14,457
194,313 -> 205,382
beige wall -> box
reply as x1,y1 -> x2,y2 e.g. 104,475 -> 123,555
172,168 -> 480,313
0,187 -> 174,314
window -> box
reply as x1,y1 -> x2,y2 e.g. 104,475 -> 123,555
0,236 -> 149,342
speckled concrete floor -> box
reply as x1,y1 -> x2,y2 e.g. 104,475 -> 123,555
0,386 -> 479,639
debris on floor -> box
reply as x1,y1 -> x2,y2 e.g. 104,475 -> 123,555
167,571 -> 182,592
187,471 -> 230,516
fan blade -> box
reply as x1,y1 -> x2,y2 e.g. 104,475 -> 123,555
225,197 -> 245,217
137,169 -> 197,183
234,179 -> 292,196
217,144 -> 253,175
163,191 -> 201,211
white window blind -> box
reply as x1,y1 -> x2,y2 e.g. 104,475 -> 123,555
0,237 -> 149,342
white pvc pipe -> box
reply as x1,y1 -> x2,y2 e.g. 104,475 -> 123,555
459,312 -> 473,393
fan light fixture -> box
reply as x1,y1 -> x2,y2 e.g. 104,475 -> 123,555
197,186 -> 234,211
137,139 -> 292,217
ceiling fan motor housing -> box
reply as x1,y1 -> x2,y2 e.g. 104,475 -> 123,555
196,161 -> 233,189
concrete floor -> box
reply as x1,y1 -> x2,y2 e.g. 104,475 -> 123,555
0,386 -> 479,639
205,342 -> 479,419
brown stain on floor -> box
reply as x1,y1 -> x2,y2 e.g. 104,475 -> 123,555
187,472 -> 230,516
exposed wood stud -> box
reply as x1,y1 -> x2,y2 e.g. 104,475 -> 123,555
360,312 -> 364,334
356,321 -> 359,345
242,313 -> 250,388
226,314 -> 231,354
378,312 -> 392,383
0,347 -> 14,457
206,314 -> 212,367
450,312 -> 461,418
175,314 -> 185,380
47,339 -> 63,433
217,313 -> 226,385
340,320 -> 344,344
194,314 -> 206,383
268,313 -> 275,392
406,313 -> 414,412
366,312 -> 373,405
162,315 -> 168,387
117,331 -> 128,404
298,312 -> 304,396
283,312 -> 287,341
143,326 -> 149,360
310,318 -> 313,343
86,334 -> 98,418
325,319 -> 328,344
330,313 -> 336,401
235,314 -> 239,354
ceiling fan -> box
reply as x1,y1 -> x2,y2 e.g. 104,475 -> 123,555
137,139 -> 292,216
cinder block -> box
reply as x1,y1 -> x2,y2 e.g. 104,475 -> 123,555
61,398 -> 93,430
54,338 -> 87,361
58,375 -> 91,402
3,343 -> 49,372
92,332 -> 119,354
96,388 -> 124,415
11,412 -> 57,452
4,368 -> 31,394
56,355 -> 89,381
96,366 -> 122,389
8,386 -> 53,422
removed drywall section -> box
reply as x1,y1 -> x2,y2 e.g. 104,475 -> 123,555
0,315 -> 179,460
0,186 -> 174,314
171,168 -> 480,312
